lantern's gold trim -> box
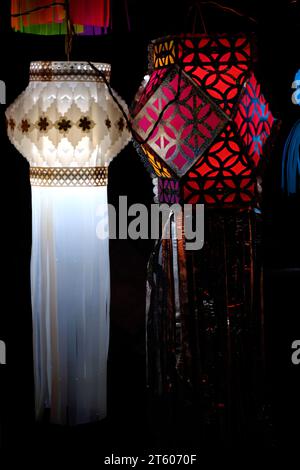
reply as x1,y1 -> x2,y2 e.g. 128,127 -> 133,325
29,61 -> 111,83
30,167 -> 108,187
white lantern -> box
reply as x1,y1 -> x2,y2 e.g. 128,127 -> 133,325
6,61 -> 131,425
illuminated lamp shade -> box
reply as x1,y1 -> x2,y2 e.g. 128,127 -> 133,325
11,0 -> 110,35
131,35 -> 275,206
131,37 -> 276,435
6,61 -> 131,425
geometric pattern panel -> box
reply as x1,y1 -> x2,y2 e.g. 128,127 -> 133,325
234,73 -> 274,167
150,34 -> 252,70
132,65 -> 229,178
131,68 -> 169,117
131,34 -> 275,207
141,144 -> 173,178
6,64 -> 131,168
177,35 -> 252,65
183,123 -> 257,205
150,35 -> 252,116
177,36 -> 251,115
29,166 -> 108,187
158,178 -> 180,204
183,64 -> 249,116
153,39 -> 176,69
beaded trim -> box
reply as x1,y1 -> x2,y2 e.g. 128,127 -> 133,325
30,166 -> 108,187
29,61 -> 111,82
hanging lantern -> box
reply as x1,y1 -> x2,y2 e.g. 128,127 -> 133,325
11,0 -> 110,35
131,34 -> 274,206
130,34 -> 275,441
6,61 -> 131,425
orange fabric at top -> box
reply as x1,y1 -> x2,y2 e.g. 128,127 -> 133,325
11,0 -> 64,28
11,0 -> 110,29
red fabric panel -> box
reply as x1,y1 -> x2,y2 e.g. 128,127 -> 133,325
70,0 -> 110,27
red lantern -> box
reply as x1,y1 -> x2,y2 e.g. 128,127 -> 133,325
131,34 -> 274,206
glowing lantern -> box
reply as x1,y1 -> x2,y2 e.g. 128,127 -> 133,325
131,34 -> 274,206
6,61 -> 131,425
131,35 -> 275,438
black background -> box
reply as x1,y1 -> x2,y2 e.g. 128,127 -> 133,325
0,0 -> 299,458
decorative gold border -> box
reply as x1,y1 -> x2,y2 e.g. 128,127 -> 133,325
30,166 -> 108,187
29,61 -> 111,83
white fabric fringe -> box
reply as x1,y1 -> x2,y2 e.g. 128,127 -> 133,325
31,186 -> 110,425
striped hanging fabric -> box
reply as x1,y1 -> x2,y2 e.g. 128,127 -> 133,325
11,0 -> 110,35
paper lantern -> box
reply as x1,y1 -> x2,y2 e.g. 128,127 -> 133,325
11,0 -> 110,35
6,61 -> 131,425
131,34 -> 274,206
131,35 -> 274,438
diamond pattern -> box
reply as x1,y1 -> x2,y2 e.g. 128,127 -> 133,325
183,123 -> 256,205
158,178 -> 180,203
132,65 -> 229,178
234,73 -> 274,167
132,35 -> 275,206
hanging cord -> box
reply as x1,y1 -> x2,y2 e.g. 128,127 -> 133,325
197,2 -> 207,33
185,0 -> 257,30
11,0 -> 75,60
87,60 -> 183,146
124,0 -> 131,33
64,0 -> 74,61
200,1 -> 258,24
186,1 -> 207,33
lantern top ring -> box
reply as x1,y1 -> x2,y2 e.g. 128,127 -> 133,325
29,61 -> 111,83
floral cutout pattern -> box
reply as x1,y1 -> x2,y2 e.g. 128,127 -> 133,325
5,74 -> 132,171
37,116 -> 50,132
117,117 -> 125,131
56,118 -> 72,133
78,116 -> 95,132
21,119 -> 30,133
105,118 -> 112,129
8,118 -> 16,131
9,114 -> 128,137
